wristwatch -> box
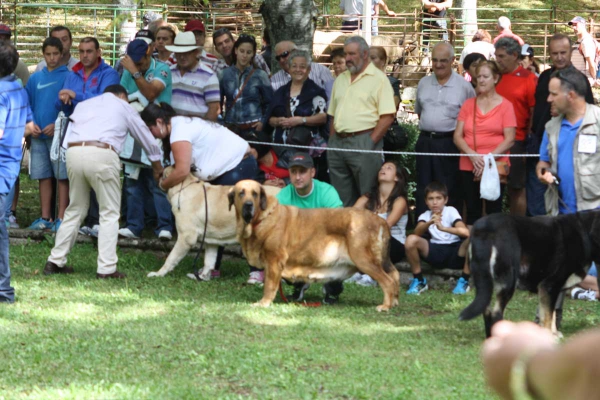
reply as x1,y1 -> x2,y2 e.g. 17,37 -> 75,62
133,71 -> 143,80
302,117 -> 307,125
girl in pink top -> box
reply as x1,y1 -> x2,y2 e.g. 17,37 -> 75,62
453,60 -> 516,225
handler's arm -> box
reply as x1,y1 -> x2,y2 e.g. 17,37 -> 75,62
536,160 -> 554,185
159,141 -> 192,190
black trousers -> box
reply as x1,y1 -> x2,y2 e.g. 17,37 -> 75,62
415,134 -> 462,217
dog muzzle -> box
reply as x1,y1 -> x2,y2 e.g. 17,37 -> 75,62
242,201 -> 255,224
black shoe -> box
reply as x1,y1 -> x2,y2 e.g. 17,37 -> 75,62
291,283 -> 310,302
43,261 -> 74,275
96,270 -> 127,279
323,294 -> 339,305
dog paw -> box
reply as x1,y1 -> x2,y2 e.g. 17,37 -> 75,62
376,305 -> 390,312
147,271 -> 163,278
252,300 -> 271,308
392,298 -> 399,307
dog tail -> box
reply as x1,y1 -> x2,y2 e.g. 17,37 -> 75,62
459,241 -> 494,321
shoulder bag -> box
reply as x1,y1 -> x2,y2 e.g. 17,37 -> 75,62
472,98 -> 509,184
285,92 -> 313,148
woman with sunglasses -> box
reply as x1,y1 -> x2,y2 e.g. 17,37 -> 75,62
220,34 -> 273,143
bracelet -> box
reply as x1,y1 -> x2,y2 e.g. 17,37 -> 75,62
510,349 -> 538,400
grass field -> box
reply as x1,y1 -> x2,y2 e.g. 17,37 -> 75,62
2,238 -> 599,399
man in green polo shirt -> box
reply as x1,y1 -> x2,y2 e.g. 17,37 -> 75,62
276,152 -> 344,304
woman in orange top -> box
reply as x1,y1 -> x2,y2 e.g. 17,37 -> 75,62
453,60 -> 516,225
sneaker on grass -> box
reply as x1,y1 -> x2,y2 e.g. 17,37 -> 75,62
571,287 -> 598,302
28,217 -> 53,230
406,278 -> 428,295
356,274 -> 378,287
452,277 -> 470,295
50,219 -> 62,233
118,227 -> 139,239
344,272 -> 363,283
247,271 -> 264,285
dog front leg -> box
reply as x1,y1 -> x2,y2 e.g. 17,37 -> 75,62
253,259 -> 284,308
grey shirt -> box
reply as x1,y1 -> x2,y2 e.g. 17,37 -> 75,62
415,71 -> 475,132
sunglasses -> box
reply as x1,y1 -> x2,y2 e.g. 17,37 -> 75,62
275,51 -> 290,61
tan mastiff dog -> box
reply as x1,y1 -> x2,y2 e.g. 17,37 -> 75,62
147,169 -> 280,280
228,180 -> 400,311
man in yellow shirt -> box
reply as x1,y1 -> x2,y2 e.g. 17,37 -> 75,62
327,35 -> 396,206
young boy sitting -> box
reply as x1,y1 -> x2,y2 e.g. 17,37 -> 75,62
405,181 -> 471,295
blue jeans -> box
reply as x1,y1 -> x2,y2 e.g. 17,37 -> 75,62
3,183 -> 16,219
210,156 -> 258,186
0,193 -> 15,303
526,157 -> 547,216
124,168 -> 173,236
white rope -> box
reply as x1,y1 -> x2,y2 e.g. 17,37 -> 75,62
246,140 -> 539,158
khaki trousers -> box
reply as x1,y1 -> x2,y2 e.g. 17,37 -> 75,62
48,146 -> 121,274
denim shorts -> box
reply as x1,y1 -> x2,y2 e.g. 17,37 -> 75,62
589,263 -> 597,277
29,137 -> 67,180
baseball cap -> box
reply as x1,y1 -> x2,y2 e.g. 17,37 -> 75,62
184,19 -> 205,33
0,24 -> 11,37
288,152 -> 314,169
568,16 -> 586,26
126,39 -> 149,62
135,29 -> 155,44
521,44 -> 534,57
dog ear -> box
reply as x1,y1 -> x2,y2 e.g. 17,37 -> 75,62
228,188 -> 235,211
260,186 -> 267,211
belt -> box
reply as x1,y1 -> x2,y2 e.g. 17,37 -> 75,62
336,128 -> 372,139
235,122 -> 258,131
68,141 -> 117,153
420,130 -> 454,139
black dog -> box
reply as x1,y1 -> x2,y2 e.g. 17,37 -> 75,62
459,211 -> 600,337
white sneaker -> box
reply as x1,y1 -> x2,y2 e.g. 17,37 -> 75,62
356,274 -> 378,287
571,287 -> 598,302
247,271 -> 264,285
158,230 -> 172,241
345,272 -> 363,283
7,213 -> 19,229
78,224 -> 100,237
118,228 -> 139,239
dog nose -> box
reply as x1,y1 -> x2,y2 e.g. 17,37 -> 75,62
243,201 -> 253,208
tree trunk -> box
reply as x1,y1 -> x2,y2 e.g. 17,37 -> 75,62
261,0 -> 318,74
114,0 -> 137,64
458,0 -> 477,47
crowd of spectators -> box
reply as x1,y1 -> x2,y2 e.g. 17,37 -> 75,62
1,12 -> 600,303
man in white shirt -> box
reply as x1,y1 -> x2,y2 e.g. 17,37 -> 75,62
44,85 -> 163,279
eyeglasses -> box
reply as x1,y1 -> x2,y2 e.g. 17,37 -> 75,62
276,51 -> 290,61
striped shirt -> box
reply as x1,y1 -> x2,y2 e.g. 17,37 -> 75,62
170,62 -> 220,117
271,62 -> 334,92
200,50 -> 219,71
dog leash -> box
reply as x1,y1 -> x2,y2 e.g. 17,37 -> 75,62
175,178 -> 203,211
191,183 -> 209,279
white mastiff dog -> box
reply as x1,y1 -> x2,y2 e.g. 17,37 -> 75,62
147,169 -> 280,280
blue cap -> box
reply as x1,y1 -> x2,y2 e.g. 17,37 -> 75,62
126,39 -> 149,62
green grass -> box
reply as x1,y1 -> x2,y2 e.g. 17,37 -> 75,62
2,241 -> 599,399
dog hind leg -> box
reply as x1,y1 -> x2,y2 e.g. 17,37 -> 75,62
147,232 -> 197,277
196,245 -> 218,281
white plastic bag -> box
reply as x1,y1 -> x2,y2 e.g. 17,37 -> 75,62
50,111 -> 68,163
480,153 -> 501,201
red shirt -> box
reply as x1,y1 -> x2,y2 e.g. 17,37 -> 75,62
259,150 -> 289,181
495,66 -> 537,141
457,97 -> 517,171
